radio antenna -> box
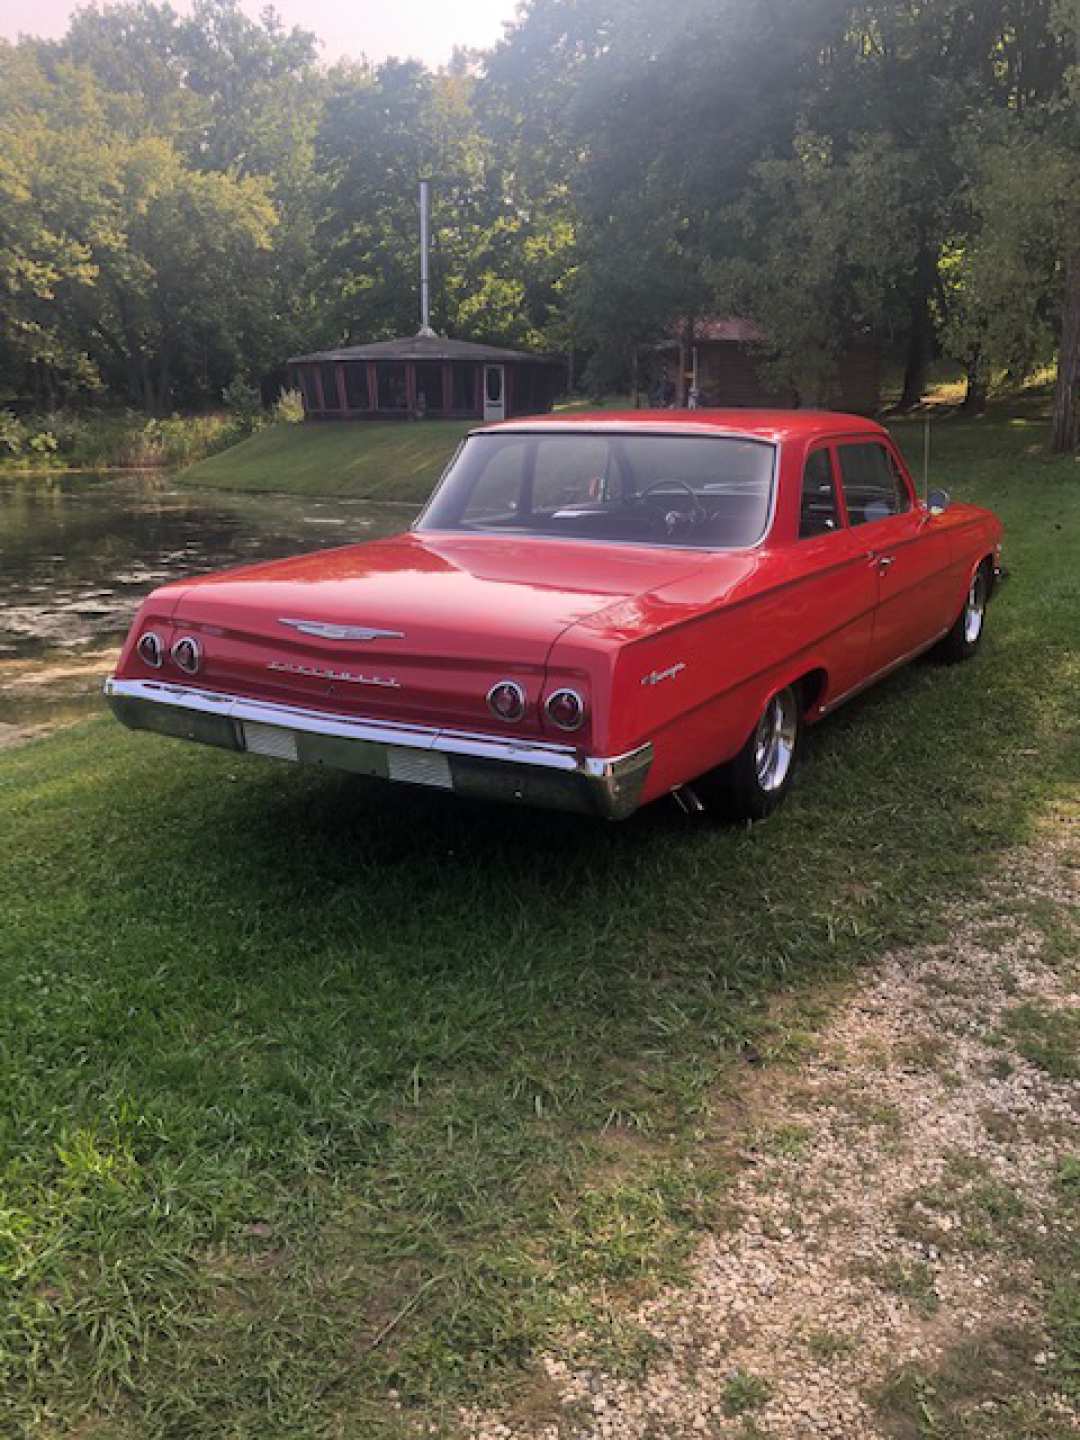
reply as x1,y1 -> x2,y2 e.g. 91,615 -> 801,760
922,415 -> 931,501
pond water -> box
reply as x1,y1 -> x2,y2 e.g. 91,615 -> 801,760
0,472 -> 417,737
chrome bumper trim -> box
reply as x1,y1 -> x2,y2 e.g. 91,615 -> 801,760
104,678 -> 653,820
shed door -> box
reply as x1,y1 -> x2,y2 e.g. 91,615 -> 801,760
483,365 -> 506,422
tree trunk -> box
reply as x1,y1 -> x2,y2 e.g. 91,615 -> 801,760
961,353 -> 987,415
899,246 -> 936,411
675,316 -> 693,408
1051,245 -> 1080,453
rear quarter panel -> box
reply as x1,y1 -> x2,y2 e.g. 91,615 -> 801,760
548,541 -> 879,802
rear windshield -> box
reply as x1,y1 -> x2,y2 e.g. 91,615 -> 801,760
416,432 -> 776,549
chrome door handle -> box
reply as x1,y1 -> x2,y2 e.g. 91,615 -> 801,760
878,555 -> 895,571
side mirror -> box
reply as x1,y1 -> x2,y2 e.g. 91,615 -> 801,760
927,488 -> 951,517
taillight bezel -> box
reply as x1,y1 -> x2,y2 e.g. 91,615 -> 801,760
171,635 -> 202,676
137,631 -> 164,668
486,679 -> 527,724
544,687 -> 586,732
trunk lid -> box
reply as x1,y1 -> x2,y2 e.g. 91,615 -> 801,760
161,532 -> 708,735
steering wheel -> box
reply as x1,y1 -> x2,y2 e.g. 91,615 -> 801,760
637,479 -> 706,534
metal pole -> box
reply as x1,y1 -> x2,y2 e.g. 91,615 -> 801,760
923,416 -> 931,500
418,179 -> 434,336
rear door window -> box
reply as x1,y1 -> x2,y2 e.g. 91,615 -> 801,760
799,448 -> 841,538
838,442 -> 911,526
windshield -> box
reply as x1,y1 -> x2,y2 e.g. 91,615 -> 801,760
416,432 -> 776,549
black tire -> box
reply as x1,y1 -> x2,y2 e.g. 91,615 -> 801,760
695,684 -> 802,822
936,560 -> 991,664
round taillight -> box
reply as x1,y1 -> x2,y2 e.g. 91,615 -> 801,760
487,680 -> 526,723
171,635 -> 202,676
137,631 -> 163,668
545,688 -> 586,732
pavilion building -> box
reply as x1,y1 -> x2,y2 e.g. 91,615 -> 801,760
287,333 -> 565,424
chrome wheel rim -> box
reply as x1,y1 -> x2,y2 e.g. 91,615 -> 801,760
754,689 -> 798,793
964,572 -> 987,645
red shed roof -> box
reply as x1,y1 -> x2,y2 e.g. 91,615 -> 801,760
656,316 -> 767,346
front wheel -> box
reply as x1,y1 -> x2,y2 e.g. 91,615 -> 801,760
696,685 -> 802,822
935,562 -> 990,663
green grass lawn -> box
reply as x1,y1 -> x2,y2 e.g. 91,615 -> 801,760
179,419 -> 472,501
1,410 -> 1078,1437
177,395 -> 629,500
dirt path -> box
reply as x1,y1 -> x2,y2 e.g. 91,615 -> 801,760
465,809 -> 1079,1440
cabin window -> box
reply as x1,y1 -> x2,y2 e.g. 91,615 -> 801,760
343,363 -> 369,410
299,368 -> 320,411
452,364 -> 478,412
799,448 -> 840,537
838,442 -> 911,525
319,363 -> 341,411
415,362 -> 443,415
376,362 -> 408,410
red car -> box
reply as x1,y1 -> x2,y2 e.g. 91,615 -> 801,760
106,411 -> 1004,821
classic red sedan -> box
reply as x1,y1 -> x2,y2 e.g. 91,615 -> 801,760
106,411 -> 1003,821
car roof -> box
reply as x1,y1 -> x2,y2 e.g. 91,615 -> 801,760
474,408 -> 886,443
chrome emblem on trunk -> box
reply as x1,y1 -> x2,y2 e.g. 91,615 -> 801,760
267,661 -> 400,688
278,619 -> 405,641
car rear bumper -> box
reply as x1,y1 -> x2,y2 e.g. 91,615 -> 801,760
104,677 -> 653,821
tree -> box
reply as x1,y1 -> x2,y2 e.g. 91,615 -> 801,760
486,0 -> 856,388
0,46 -> 276,410
713,131 -> 919,405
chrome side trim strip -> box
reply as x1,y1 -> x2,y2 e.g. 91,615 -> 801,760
819,626 -> 950,715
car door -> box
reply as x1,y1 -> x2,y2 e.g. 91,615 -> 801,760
790,443 -> 877,701
835,438 -> 951,674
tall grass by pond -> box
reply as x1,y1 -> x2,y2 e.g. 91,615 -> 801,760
0,390 -> 304,475
0,408 -> 1077,1437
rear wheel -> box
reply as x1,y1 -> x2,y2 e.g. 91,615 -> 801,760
696,685 -> 802,822
936,561 -> 991,663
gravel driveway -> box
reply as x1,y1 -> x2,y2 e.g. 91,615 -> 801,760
464,808 -> 1079,1440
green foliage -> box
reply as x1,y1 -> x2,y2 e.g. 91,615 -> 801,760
721,1370 -> 773,1416
0,409 -> 244,472
222,375 -> 265,433
715,131 -> 920,405
0,409 -> 26,454
2,0 -> 1080,438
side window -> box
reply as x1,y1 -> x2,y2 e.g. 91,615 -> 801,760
838,443 -> 912,526
799,448 -> 840,538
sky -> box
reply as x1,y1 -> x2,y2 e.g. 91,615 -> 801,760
0,0 -> 521,67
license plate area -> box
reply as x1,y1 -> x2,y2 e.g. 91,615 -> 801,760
243,721 -> 299,762
244,723 -> 454,791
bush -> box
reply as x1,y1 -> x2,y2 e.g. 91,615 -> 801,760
0,410 -> 27,455
273,387 -> 305,424
0,409 -> 248,472
222,375 -> 264,434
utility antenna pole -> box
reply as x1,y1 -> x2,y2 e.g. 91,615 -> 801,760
417,179 -> 435,337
